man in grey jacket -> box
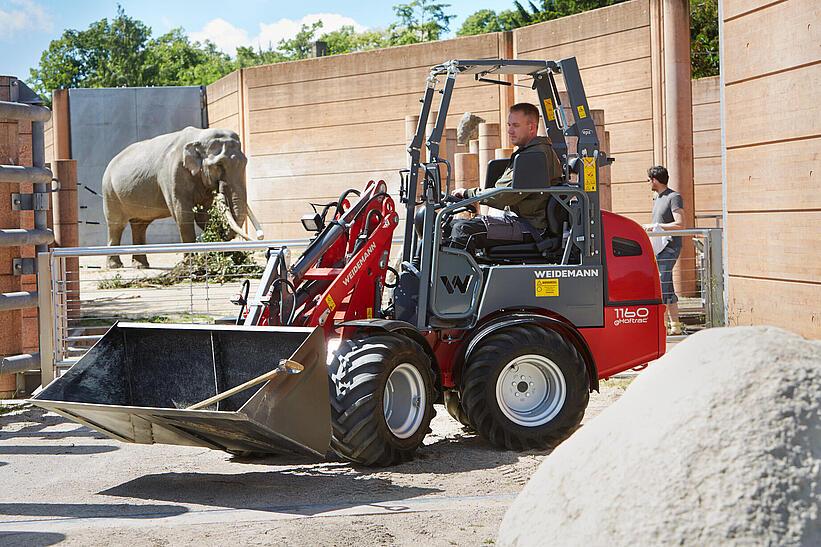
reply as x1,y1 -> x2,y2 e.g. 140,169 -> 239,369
448,103 -> 562,253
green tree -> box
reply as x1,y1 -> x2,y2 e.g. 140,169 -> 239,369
28,5 -> 236,103
278,21 -> 325,60
321,25 -> 389,55
690,0 -> 719,78
388,0 -> 456,45
29,5 -> 153,98
145,29 -> 234,86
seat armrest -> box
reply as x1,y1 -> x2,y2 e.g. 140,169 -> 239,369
485,158 -> 510,189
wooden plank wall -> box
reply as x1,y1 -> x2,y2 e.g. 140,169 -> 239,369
234,34 -> 507,239
722,0 -> 820,338
512,0 -> 655,223
206,71 -> 242,136
691,76 -> 721,227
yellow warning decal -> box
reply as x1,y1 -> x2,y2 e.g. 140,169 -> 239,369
543,98 -> 556,121
577,105 -> 587,119
366,307 -> 373,319
583,157 -> 597,192
535,279 -> 559,297
325,294 -> 336,311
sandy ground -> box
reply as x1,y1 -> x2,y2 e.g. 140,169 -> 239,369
0,379 -> 631,546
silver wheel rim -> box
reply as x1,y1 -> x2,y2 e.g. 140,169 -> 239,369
383,363 -> 426,439
495,355 -> 566,427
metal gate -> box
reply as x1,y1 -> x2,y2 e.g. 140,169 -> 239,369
69,86 -> 206,247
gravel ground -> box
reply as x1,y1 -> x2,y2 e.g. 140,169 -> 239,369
0,379 -> 630,546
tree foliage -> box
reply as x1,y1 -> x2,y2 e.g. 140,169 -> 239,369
457,0 -> 719,77
690,0 -> 719,78
29,2 -> 457,103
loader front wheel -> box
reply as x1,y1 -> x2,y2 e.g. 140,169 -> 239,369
329,334 -> 435,466
460,325 -> 589,451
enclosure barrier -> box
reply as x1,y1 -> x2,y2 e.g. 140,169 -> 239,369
0,81 -> 55,379
647,228 -> 725,338
38,229 -> 723,384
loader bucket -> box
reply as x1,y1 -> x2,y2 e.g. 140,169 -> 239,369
31,323 -> 331,458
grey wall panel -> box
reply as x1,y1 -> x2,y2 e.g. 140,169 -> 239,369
69,86 -> 204,246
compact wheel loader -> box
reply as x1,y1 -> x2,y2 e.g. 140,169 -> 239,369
33,58 -> 666,466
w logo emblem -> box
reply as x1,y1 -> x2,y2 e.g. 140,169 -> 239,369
440,275 -> 472,294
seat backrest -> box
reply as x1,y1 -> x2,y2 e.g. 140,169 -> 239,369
510,152 -> 550,189
484,158 -> 510,189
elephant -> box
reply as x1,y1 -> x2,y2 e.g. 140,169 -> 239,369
102,126 -> 262,269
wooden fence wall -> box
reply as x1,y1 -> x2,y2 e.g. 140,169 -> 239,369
206,0 -> 659,237
230,34 -> 509,239
722,0 -> 820,338
512,0 -> 656,224
691,76 -> 721,227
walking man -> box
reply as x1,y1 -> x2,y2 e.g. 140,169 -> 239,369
644,165 -> 685,335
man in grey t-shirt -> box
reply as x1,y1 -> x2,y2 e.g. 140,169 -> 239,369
643,165 -> 685,334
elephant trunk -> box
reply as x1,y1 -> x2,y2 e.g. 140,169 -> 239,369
217,181 -> 262,241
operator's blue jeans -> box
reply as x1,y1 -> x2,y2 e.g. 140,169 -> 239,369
656,245 -> 681,305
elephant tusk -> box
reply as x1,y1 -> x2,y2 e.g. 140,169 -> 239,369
246,205 -> 264,240
214,192 -> 253,241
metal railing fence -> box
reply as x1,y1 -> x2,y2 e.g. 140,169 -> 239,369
647,228 -> 725,336
37,229 -> 723,382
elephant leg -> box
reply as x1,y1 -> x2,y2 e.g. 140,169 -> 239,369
107,220 -> 126,269
176,209 -> 197,243
130,220 -> 151,269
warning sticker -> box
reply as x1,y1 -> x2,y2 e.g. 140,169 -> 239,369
577,105 -> 587,119
583,157 -> 597,192
366,307 -> 373,319
543,98 -> 556,121
325,294 -> 336,311
535,279 -> 559,297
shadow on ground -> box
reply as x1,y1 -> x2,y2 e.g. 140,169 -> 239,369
0,503 -> 187,519
0,445 -> 118,456
0,531 -> 66,547
0,408 -> 109,441
102,471 -> 440,516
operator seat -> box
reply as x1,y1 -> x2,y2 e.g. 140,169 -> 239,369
480,155 -> 570,261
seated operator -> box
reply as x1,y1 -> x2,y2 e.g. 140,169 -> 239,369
448,102 -> 563,253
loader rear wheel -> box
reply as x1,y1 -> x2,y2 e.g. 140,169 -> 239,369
444,390 -> 473,430
460,325 -> 589,451
329,334 -> 435,466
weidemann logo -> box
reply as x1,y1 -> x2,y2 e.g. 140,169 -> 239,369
534,269 -> 599,278
342,241 -> 377,287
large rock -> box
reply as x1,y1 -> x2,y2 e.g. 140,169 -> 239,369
498,327 -> 820,546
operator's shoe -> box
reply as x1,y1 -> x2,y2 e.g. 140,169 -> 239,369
667,322 -> 685,336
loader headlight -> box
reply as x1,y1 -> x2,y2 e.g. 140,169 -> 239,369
301,213 -> 324,233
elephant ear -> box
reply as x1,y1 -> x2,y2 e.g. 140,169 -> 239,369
183,141 -> 203,176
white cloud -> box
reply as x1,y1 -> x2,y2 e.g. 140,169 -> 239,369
0,0 -> 53,36
190,18 -> 250,53
190,13 -> 365,55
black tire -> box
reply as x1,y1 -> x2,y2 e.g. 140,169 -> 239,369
460,324 -> 589,451
329,334 -> 436,466
444,390 -> 473,430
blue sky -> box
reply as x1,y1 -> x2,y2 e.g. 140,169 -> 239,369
1,0 -> 516,82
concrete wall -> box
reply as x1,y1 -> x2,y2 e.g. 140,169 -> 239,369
691,76 -> 721,227
721,0 -> 820,338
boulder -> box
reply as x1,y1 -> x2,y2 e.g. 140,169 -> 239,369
498,327 -> 820,546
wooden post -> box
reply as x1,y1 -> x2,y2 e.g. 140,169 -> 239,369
52,160 -> 79,319
496,147 -> 514,159
469,139 -> 479,155
664,0 -> 697,297
478,123 -> 501,188
405,115 -> 424,163
454,153 -> 479,190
